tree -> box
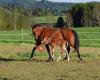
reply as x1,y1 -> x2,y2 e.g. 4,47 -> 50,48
67,3 -> 100,27
41,0 -> 47,2
56,16 -> 65,28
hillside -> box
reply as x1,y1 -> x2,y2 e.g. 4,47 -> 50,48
0,0 -> 74,15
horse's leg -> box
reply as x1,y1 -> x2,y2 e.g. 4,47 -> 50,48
76,48 -> 82,61
45,44 -> 52,61
50,46 -> 55,61
29,44 -> 39,60
67,44 -> 70,55
63,43 -> 70,60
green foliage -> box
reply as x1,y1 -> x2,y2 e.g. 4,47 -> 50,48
0,5 -> 67,30
0,7 -> 24,30
67,2 -> 100,27
55,16 -> 65,28
0,0 -> 74,30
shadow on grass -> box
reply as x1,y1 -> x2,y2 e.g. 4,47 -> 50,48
0,76 -> 12,80
0,57 -> 16,61
0,56 -> 86,63
0,57 -> 29,62
0,57 -> 49,62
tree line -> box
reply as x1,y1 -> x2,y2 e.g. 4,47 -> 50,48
0,0 -> 73,30
0,1 -> 100,30
67,2 -> 100,27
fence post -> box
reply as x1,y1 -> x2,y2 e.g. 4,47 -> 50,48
22,28 -> 23,43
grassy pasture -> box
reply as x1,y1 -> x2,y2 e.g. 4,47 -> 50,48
0,44 -> 100,80
0,27 -> 100,80
30,16 -> 67,24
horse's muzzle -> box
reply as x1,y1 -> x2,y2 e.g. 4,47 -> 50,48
41,39 -> 48,44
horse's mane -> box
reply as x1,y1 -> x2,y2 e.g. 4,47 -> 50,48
31,24 -> 42,28
32,24 -> 70,30
31,24 -> 52,29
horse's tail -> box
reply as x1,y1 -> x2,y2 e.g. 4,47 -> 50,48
72,30 -> 80,49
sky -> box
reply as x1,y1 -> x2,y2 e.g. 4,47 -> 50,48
48,0 -> 100,3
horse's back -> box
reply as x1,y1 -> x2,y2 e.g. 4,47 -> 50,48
60,28 -> 75,47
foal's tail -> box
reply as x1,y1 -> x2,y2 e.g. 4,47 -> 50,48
72,30 -> 80,50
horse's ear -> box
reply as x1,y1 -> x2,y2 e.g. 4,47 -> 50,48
36,24 -> 42,27
31,24 -> 37,29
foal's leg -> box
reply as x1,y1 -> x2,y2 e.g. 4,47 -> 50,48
63,43 -> 70,60
50,46 -> 55,61
45,44 -> 52,61
60,45 -> 70,62
64,47 -> 70,62
29,44 -> 39,60
57,44 -> 67,62
57,47 -> 64,62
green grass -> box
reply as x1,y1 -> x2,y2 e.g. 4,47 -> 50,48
0,27 -> 100,47
0,44 -> 100,80
73,27 -> 100,32
0,29 -> 35,44
31,16 -> 66,23
74,27 -> 100,47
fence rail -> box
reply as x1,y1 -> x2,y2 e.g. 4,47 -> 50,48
0,30 -> 100,47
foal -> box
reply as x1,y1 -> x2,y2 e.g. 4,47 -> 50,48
41,28 -> 69,62
42,28 -> 82,61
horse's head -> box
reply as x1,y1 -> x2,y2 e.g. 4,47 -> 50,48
41,37 -> 49,44
31,24 -> 44,40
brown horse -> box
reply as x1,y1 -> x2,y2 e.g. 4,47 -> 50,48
30,24 -> 82,62
30,24 -> 69,61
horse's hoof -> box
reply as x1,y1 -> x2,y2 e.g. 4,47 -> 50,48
47,59 -> 51,62
67,60 -> 69,63
47,58 -> 55,62
52,58 -> 55,61
29,57 -> 35,61
63,57 -> 67,61
47,59 -> 52,62
56,59 -> 59,62
79,58 -> 85,63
